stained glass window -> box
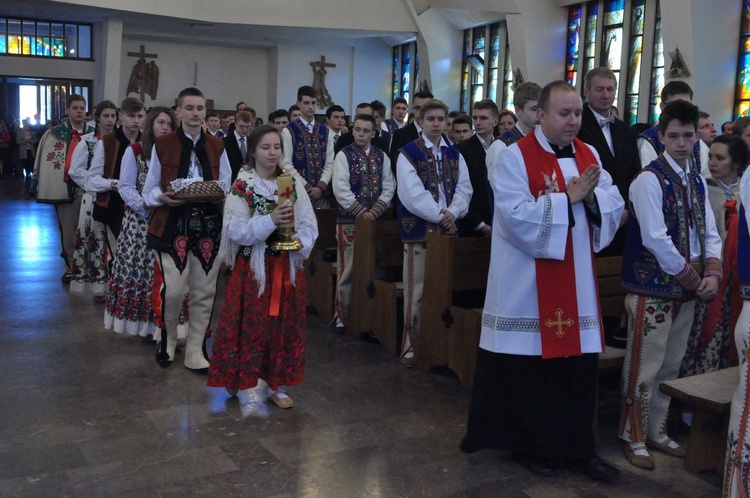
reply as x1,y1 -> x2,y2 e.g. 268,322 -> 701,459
565,5 -> 583,85
624,0 -> 646,125
460,22 -> 509,112
0,17 -> 91,59
392,46 -> 400,104
735,0 -> 750,118
602,0 -> 624,109
391,42 -> 419,106
649,0 -> 665,124
583,1 -> 599,76
502,39 -> 514,110
489,23 -> 501,102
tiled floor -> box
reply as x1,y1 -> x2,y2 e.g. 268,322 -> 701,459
0,176 -> 722,497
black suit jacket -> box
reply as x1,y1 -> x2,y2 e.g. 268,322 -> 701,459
455,134 -> 492,237
223,132 -> 244,181
577,104 -> 640,205
335,131 -> 389,156
577,104 -> 639,255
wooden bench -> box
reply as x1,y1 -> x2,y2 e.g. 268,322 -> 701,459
596,256 -> 627,370
414,233 -> 491,390
660,366 -> 739,473
348,216 -> 404,356
304,208 -> 338,324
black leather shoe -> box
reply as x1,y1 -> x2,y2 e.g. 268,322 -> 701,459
571,455 -> 619,483
155,352 -> 172,368
514,453 -> 557,477
185,366 -> 209,375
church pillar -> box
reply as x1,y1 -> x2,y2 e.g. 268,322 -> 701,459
100,19 -> 123,104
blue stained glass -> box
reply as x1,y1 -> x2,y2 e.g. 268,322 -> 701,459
565,5 -> 582,84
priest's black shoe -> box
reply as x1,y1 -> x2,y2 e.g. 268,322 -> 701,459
513,453 -> 557,477
571,455 -> 619,483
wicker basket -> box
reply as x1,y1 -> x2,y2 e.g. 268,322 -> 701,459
169,180 -> 225,201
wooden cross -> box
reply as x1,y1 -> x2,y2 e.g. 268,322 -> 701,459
545,308 -> 575,338
127,45 -> 158,102
310,55 -> 336,71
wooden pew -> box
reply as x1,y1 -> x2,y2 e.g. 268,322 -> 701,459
304,208 -> 338,324
414,233 -> 491,390
348,216 -> 404,356
596,256 -> 627,370
660,366 -> 739,473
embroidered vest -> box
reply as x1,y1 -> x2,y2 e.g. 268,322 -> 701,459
337,144 -> 386,224
639,125 -> 701,166
739,205 -> 750,300
288,119 -> 329,186
500,127 -> 525,146
94,129 -> 136,236
396,138 -> 460,243
147,131 -> 224,248
384,118 -> 400,134
621,156 -> 708,300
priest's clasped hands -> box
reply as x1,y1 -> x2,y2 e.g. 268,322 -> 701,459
567,164 -> 600,205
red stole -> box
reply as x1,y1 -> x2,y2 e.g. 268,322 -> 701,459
517,134 -> 600,359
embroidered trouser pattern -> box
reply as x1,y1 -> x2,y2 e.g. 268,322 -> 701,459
335,223 -> 355,325
402,242 -> 426,357
54,186 -> 83,271
724,301 -> 750,498
619,293 -> 696,443
155,250 -> 221,369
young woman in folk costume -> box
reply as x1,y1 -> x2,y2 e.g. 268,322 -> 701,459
207,125 -> 318,409
68,100 -> 117,300
682,135 -> 747,376
104,107 -> 188,343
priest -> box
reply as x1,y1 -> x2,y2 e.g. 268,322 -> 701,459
460,81 -> 624,483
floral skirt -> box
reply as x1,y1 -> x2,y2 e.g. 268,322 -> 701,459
104,207 -> 157,337
70,192 -> 108,296
207,252 -> 306,391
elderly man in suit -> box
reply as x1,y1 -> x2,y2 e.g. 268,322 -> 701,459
577,67 -> 640,255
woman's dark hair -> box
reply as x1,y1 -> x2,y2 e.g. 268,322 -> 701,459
142,107 -> 177,160
711,134 -> 749,176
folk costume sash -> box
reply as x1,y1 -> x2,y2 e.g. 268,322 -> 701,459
63,128 -> 83,183
517,134 -> 598,359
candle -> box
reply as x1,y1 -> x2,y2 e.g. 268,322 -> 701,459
276,172 -> 295,229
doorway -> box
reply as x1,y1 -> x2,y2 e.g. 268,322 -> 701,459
1,76 -> 92,125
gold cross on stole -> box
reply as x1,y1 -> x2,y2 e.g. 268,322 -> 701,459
545,308 -> 575,338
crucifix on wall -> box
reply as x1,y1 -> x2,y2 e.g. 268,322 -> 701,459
126,45 -> 160,101
310,55 -> 336,108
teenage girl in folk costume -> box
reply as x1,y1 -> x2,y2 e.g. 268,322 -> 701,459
207,125 -> 318,409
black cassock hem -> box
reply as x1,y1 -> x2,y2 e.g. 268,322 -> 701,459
461,349 -> 598,461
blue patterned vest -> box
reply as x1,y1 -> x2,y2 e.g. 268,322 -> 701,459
500,126 -> 525,146
288,119 -> 329,186
639,125 -> 701,166
396,138 -> 460,243
621,156 -> 708,300
739,205 -> 750,300
384,118 -> 401,134
337,144 -> 386,224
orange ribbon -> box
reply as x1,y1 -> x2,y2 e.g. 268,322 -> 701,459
269,252 -> 291,316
